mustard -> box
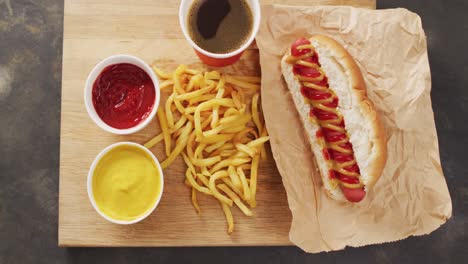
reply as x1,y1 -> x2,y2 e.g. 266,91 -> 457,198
92,145 -> 162,221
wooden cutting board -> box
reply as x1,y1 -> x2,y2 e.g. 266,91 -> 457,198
59,0 -> 376,247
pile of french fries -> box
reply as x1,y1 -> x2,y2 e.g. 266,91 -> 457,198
144,64 -> 269,233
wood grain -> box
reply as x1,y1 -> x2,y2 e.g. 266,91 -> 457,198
59,0 -> 376,247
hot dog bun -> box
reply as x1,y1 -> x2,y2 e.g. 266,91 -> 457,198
281,35 -> 387,202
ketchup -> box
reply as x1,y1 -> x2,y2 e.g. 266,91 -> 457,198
92,63 -> 155,129
291,38 -> 366,202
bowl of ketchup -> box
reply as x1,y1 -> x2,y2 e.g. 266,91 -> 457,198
84,55 -> 160,134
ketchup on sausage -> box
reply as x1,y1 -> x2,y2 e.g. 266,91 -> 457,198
290,38 -> 366,203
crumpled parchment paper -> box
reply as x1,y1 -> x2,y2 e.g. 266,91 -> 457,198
256,5 -> 452,252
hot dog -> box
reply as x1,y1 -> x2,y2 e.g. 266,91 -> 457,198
281,35 -> 387,203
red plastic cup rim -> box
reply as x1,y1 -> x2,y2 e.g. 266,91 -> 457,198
178,0 -> 261,65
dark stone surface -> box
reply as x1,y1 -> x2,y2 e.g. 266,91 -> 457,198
0,0 -> 466,263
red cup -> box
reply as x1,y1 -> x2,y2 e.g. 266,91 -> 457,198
179,0 -> 261,67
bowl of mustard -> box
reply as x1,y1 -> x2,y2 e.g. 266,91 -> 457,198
87,142 -> 164,224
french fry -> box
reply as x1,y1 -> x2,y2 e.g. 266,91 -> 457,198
249,155 -> 260,208
177,82 -> 215,101
223,107 -> 239,117
238,164 -> 251,171
186,131 -> 196,161
193,156 -> 221,167
159,79 -> 174,90
196,173 -> 210,187
185,68 -> 202,76
225,76 -> 260,90
236,167 -> 251,201
172,125 -> 183,139
194,143 -> 206,159
221,203 -> 234,234
201,166 -> 211,177
181,153 -> 196,174
218,143 -> 235,151
173,65 -> 187,94
239,106 -> 247,116
185,168 -> 211,195
191,188 -> 201,214
219,114 -> 241,125
204,140 -> 227,153
198,133 -> 235,144
209,157 -> 251,174
213,123 -> 249,135
152,66 -> 171,79
219,149 -> 237,158
186,74 -> 203,92
251,93 -> 268,160
209,170 -> 232,206
170,115 -> 188,134
230,151 -> 250,159
235,143 -> 257,158
184,106 -> 197,114
161,121 -> 192,168
237,89 -> 246,104
185,114 -> 194,122
209,143 -> 235,158
144,133 -> 164,149
217,184 -> 252,216
165,93 -> 175,128
251,94 -> 263,135
227,166 -> 242,189
211,76 -> 225,127
201,124 -> 228,137
173,98 -> 186,114
221,177 -> 245,200
246,136 -> 270,148
189,94 -> 216,105
204,70 -> 221,80
157,109 -> 171,156
201,115 -> 213,130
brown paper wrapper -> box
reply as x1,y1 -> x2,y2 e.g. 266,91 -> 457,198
256,5 -> 452,252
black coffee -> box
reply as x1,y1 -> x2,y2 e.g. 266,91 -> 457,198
187,0 -> 253,54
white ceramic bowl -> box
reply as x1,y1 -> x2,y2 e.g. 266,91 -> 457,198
84,54 -> 160,135
87,142 -> 164,225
